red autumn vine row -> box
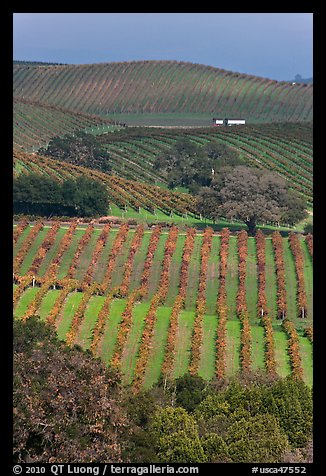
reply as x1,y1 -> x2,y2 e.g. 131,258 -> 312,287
66,283 -> 99,346
45,279 -> 80,326
289,233 -> 307,318
13,220 -> 28,244
161,227 -> 196,379
236,230 -> 252,374
13,221 -> 44,274
66,224 -> 94,279
272,231 -> 287,320
119,224 -> 144,297
89,288 -> 120,355
282,319 -> 304,381
304,326 -> 313,344
21,279 -> 56,321
216,228 -> 230,380
139,225 -> 162,296
130,226 -> 179,389
110,289 -> 143,369
13,275 -> 34,307
82,224 -> 111,288
101,223 -> 129,293
255,230 -> 276,375
189,227 -> 214,375
110,226 -> 164,370
305,233 -> 313,258
27,222 -> 61,276
44,221 -> 78,280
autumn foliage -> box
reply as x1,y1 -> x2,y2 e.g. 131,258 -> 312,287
216,228 -> 230,380
189,227 -> 213,375
101,223 -> 129,293
289,233 -> 307,318
255,230 -> 276,375
272,231 -> 287,320
236,230 -> 252,374
13,221 -> 44,274
305,233 -> 313,258
161,227 -> 196,379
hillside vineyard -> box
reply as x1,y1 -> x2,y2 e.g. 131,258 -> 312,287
13,222 -> 313,388
13,60 -> 312,121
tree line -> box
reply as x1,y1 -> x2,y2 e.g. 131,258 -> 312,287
13,174 -> 108,217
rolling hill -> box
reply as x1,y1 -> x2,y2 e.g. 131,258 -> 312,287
13,97 -> 123,151
13,60 -> 313,122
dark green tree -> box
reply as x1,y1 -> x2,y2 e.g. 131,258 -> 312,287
154,140 -> 242,193
13,173 -> 109,217
174,374 -> 208,412
40,131 -> 111,173
149,407 -> 206,463
226,412 -> 290,463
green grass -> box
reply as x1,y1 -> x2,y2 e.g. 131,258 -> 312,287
185,235 -> 203,310
265,238 -> 278,320
14,287 -> 40,318
283,240 -> 298,325
165,234 -> 186,306
76,295 -> 106,349
298,335 -> 313,387
225,320 -> 241,377
38,227 -> 68,276
172,310 -> 196,379
273,324 -> 291,378
108,112 -> 215,127
110,231 -> 135,289
56,228 -> 86,279
120,302 -> 151,385
99,298 -> 127,365
13,225 -> 32,259
56,292 -> 84,341
38,289 -> 62,321
205,235 -> 220,314
18,227 -> 49,275
301,239 -> 313,321
92,229 -> 116,283
246,238 -> 258,323
147,233 -> 169,298
250,325 -> 266,371
73,229 -> 100,281
226,237 -> 238,320
143,306 -> 172,389
198,314 -> 218,381
129,231 -> 152,292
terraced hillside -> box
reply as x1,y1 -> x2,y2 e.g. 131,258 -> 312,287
14,97 -> 122,152
13,222 -> 313,388
13,60 -> 313,122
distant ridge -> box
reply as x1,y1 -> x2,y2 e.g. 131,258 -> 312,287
13,59 -> 67,66
287,76 -> 313,85
13,60 -> 313,123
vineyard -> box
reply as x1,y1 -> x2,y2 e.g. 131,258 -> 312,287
13,149 -> 202,222
13,120 -> 313,206
13,221 -> 313,389
13,60 -> 313,122
97,123 -> 313,205
13,97 -> 122,152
